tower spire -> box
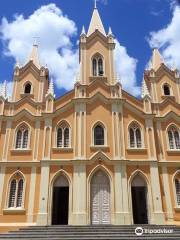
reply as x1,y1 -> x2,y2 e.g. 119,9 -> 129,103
28,41 -> 41,69
151,48 -> 164,71
87,3 -> 106,37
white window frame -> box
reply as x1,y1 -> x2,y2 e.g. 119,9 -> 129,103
6,171 -> 26,209
14,123 -> 31,150
128,121 -> 144,149
167,125 -> 180,150
92,122 -> 107,146
56,121 -> 71,148
91,53 -> 105,77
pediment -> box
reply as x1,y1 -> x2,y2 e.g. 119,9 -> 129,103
158,111 -> 180,122
86,31 -> 109,48
89,151 -> 111,163
155,64 -> 176,82
87,79 -> 111,98
18,61 -> 40,80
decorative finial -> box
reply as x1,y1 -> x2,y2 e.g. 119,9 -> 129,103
141,78 -> 150,99
81,25 -> 86,36
0,80 -> 8,100
46,78 -> 55,98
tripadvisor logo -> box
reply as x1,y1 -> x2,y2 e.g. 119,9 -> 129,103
135,227 -> 173,236
135,227 -> 143,236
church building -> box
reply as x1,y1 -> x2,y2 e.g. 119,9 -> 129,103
0,5 -> 180,231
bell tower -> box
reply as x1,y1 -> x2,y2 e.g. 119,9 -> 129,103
78,3 -> 116,86
12,43 -> 49,103
144,48 -> 180,104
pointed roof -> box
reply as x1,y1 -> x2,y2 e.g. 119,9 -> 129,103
141,78 -> 150,99
81,26 -> 86,36
28,43 -> 41,69
87,6 -> 106,37
108,27 -> 113,36
151,48 -> 164,71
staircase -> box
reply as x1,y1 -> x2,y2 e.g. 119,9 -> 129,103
0,225 -> 180,240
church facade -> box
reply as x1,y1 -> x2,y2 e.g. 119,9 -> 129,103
0,6 -> 180,230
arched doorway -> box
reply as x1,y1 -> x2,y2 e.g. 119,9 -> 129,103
91,170 -> 110,224
131,174 -> 148,224
52,175 -> 69,225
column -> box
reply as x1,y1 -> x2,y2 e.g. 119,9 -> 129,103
121,162 -> 131,224
162,166 -> 174,221
74,103 -> 86,160
42,119 -> 52,160
27,166 -> 37,223
145,118 -> 156,160
37,162 -> 50,225
150,161 -> 165,224
33,121 -> 40,161
2,120 -> 12,161
72,162 -> 87,225
114,163 -> 123,224
0,165 -> 5,209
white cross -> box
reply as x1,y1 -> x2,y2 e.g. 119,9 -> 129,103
94,0 -> 97,8
33,36 -> 40,45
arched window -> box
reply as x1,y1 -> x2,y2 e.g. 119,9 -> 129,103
94,124 -> 104,145
163,84 -> 170,96
92,54 -> 104,76
57,122 -> 70,148
92,58 -> 97,76
24,83 -> 31,94
8,173 -> 24,208
168,126 -> 180,150
175,178 -> 180,206
15,124 -> 29,149
129,122 -> 142,148
98,58 -> 103,76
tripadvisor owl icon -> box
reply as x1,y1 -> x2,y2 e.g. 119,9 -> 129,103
135,227 -> 143,236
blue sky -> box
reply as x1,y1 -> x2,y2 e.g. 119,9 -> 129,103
0,0 -> 179,98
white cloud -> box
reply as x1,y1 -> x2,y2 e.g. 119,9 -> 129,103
148,5 -> 180,69
0,3 -> 140,97
0,3 -> 79,91
114,39 -> 140,96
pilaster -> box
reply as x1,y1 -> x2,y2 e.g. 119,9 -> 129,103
0,165 -> 5,210
37,161 -> 50,225
33,121 -> 40,161
72,162 -> 87,225
2,120 -> 12,161
74,103 -> 86,159
27,166 -> 37,223
162,166 -> 174,221
42,118 -> 52,160
150,161 -> 165,224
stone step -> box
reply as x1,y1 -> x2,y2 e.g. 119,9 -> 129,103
1,233 -> 180,237
0,237 -> 180,240
1,225 -> 180,240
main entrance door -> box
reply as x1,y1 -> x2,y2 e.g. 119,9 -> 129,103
131,174 -> 148,224
52,175 -> 69,225
91,170 -> 110,224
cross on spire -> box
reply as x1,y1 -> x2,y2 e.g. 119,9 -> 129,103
33,36 -> 40,46
94,0 -> 97,9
